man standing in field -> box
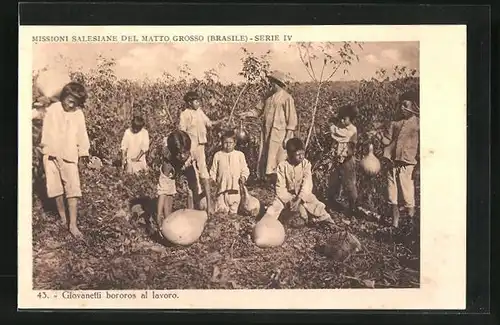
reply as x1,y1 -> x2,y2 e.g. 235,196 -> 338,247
240,70 -> 298,186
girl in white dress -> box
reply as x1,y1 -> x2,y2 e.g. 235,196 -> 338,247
209,130 -> 250,215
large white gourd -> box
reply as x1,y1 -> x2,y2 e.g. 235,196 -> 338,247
36,69 -> 70,99
239,182 -> 260,217
252,217 -> 286,248
360,144 -> 381,175
161,209 -> 208,246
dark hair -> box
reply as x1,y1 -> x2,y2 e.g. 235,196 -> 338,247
131,115 -> 145,129
285,137 -> 305,152
221,130 -> 236,141
166,130 -> 191,157
338,104 -> 358,121
400,90 -> 420,107
60,82 -> 87,105
183,91 -> 200,103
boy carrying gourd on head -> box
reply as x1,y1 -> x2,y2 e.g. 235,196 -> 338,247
262,138 -> 335,226
178,91 -> 225,214
368,90 -> 420,228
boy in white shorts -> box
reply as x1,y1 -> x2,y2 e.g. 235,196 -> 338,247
40,82 -> 90,240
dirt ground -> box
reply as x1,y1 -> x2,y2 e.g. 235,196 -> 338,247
32,166 -> 420,290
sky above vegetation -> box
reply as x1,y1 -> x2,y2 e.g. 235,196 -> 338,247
33,42 -> 419,84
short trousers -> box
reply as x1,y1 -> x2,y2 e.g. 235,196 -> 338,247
43,155 -> 82,198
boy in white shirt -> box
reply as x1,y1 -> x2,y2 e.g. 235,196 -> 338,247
262,138 -> 335,226
40,82 -> 90,240
121,115 -> 150,174
209,130 -> 250,215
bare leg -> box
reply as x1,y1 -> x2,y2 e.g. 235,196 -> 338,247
328,167 -> 342,210
67,197 -> 83,239
163,195 -> 174,220
187,190 -> 194,210
157,195 -> 165,226
391,204 -> 400,228
54,195 -> 67,226
200,178 -> 213,214
342,157 -> 359,215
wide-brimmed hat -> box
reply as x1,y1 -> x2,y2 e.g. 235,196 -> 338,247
400,91 -> 420,115
267,70 -> 287,86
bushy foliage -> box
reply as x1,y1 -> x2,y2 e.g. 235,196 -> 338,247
32,52 -> 419,214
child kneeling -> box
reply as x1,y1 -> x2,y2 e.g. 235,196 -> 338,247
262,138 -> 335,225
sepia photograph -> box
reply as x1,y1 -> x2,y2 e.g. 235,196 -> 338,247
31,40 -> 420,291
19,25 -> 466,310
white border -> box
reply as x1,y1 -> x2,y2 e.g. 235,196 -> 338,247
18,25 -> 467,310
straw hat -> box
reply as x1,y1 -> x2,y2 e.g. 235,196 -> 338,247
267,70 -> 287,86
400,91 -> 420,116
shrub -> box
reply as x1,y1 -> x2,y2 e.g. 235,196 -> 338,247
31,56 -> 419,215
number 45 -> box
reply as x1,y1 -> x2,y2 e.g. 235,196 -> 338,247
37,292 -> 48,299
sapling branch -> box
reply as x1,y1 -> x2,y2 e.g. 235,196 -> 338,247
305,81 -> 323,149
297,45 -> 316,82
305,46 -> 317,82
228,83 -> 248,126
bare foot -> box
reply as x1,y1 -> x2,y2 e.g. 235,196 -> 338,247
69,226 -> 84,240
60,216 -> 68,227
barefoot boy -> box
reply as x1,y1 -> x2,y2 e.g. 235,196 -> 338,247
369,90 -> 420,227
40,82 -> 90,239
179,91 -> 225,216
328,104 -> 359,216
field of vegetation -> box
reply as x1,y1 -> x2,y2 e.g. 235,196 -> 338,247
31,43 -> 420,290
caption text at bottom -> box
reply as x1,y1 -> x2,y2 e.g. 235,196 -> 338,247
37,291 -> 179,300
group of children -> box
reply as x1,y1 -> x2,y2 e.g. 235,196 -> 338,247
39,79 -> 420,240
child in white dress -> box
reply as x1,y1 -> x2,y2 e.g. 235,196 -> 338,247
209,130 -> 250,215
121,116 -> 150,174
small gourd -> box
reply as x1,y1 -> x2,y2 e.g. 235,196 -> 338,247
234,120 -> 249,144
239,181 -> 260,217
161,208 -> 208,246
360,144 -> 381,175
252,216 -> 286,248
36,69 -> 71,99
